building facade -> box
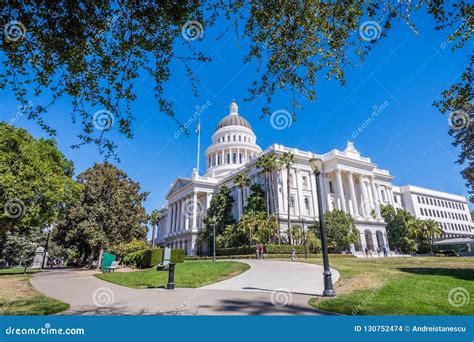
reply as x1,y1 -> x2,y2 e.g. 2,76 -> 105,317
156,101 -> 473,255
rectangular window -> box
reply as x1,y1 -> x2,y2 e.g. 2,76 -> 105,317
329,181 -> 334,193
302,176 -> 308,189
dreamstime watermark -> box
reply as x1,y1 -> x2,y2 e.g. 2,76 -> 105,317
351,100 -> 390,139
352,280 -> 386,315
270,287 -> 292,308
5,323 -> 85,336
92,110 -> 114,130
440,16 -> 473,49
359,21 -> 381,42
182,198 -> 204,219
448,287 -> 470,308
181,21 -> 204,41
448,109 -> 471,131
9,101 -> 33,125
270,109 -> 293,130
174,100 -> 211,138
3,198 -> 26,219
3,20 -> 26,42
92,287 -> 115,307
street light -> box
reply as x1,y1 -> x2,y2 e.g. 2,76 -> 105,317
309,157 -> 336,297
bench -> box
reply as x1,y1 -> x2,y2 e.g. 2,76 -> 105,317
104,261 -> 119,273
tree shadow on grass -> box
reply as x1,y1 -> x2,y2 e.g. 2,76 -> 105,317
397,268 -> 474,281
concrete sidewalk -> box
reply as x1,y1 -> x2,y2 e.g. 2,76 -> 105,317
31,260 -> 339,316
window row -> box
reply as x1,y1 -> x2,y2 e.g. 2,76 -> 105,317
440,221 -> 472,233
419,207 -> 470,221
215,134 -> 254,144
289,194 -> 312,215
416,195 -> 465,211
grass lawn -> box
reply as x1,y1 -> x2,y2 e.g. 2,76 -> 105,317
96,260 -> 250,289
306,257 -> 474,315
0,273 -> 69,315
0,267 -> 40,275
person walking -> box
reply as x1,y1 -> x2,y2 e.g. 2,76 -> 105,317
255,244 -> 260,259
383,245 -> 388,258
258,244 -> 265,259
291,248 -> 297,262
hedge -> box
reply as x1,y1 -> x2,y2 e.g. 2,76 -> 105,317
123,248 -> 185,268
170,249 -> 185,263
217,245 -> 308,256
185,253 -> 355,260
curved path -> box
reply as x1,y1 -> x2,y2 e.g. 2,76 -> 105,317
31,260 -> 339,316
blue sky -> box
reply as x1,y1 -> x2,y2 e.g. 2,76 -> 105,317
1,10 -> 472,230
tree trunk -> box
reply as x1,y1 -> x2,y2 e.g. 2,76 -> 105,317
97,249 -> 104,270
287,165 -> 292,245
240,187 -> 244,214
264,173 -> 270,217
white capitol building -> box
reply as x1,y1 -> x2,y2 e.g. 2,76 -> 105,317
157,101 -> 473,255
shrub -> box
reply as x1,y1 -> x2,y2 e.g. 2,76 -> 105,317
123,248 -> 163,268
140,249 -> 163,268
170,249 -> 185,263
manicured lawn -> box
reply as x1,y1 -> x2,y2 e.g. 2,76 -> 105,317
306,257 -> 474,315
0,274 -> 69,315
96,261 -> 250,289
0,267 -> 40,275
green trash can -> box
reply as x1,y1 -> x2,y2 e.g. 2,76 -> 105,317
101,253 -> 116,272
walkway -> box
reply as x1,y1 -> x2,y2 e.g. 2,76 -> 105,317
31,260 -> 339,315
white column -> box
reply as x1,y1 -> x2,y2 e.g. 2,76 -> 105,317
177,200 -> 182,232
335,169 -> 347,212
192,192 -> 198,230
370,177 -> 381,218
214,153 -> 218,166
170,203 -> 175,232
348,172 -> 359,217
244,149 -> 248,164
295,169 -> 302,216
221,150 -> 225,165
359,177 -> 369,217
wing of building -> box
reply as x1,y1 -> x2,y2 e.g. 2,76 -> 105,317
155,101 -> 474,255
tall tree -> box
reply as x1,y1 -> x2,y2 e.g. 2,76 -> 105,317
234,172 -> 250,214
201,185 -> 235,249
266,153 -> 281,243
148,209 -> 161,247
0,123 -> 79,242
256,155 -> 271,216
54,163 -> 149,261
243,184 -> 266,214
279,151 -> 296,244
380,205 -> 417,254
313,209 -> 358,252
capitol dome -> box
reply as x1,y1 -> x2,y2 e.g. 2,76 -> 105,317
205,100 -> 262,178
216,101 -> 252,130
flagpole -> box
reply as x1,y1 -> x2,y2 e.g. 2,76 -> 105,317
196,119 -> 201,175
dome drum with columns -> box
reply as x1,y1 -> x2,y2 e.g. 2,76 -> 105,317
157,100 -> 474,256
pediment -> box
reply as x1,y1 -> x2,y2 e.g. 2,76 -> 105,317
166,178 -> 191,198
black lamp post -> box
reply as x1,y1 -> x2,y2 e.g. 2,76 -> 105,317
309,157 -> 336,297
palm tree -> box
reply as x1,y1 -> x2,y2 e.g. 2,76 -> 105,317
149,209 -> 161,247
256,155 -> 271,216
234,172 -> 250,214
280,151 -> 296,245
423,219 -> 444,254
266,153 -> 281,243
408,218 -> 443,254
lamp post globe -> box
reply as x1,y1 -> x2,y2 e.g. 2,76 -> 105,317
309,157 -> 336,297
